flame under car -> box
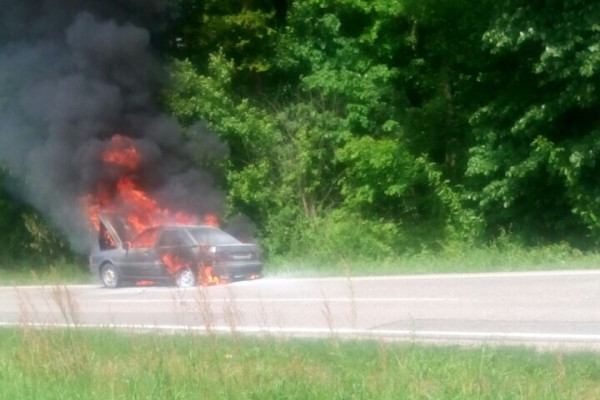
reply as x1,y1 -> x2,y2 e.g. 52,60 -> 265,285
89,224 -> 262,288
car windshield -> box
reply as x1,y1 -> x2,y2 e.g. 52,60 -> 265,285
187,227 -> 241,245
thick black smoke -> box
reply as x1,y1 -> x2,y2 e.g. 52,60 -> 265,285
0,1 -> 225,252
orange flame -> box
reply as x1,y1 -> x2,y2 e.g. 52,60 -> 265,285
201,265 -> 221,285
161,253 -> 189,275
82,134 -> 222,284
82,134 -> 215,237
102,135 -> 140,170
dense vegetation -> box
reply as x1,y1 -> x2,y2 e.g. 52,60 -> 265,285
2,0 -> 600,265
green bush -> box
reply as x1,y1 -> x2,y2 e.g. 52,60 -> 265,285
281,211 -> 401,263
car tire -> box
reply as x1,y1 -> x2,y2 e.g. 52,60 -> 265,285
100,263 -> 120,288
175,267 -> 196,288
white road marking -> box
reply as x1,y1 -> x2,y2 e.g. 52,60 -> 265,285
267,269 -> 600,282
0,284 -> 98,291
1,269 -> 599,291
1,321 -> 599,344
100,297 -> 456,304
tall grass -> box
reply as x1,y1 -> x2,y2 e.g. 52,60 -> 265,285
0,328 -> 599,399
266,212 -> 600,277
267,241 -> 600,277
0,258 -> 91,285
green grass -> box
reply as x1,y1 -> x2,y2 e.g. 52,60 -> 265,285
0,328 -> 599,399
267,242 -> 600,278
0,260 -> 92,286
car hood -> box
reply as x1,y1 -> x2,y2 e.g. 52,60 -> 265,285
98,213 -> 132,249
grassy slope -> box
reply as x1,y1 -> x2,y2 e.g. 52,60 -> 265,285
0,261 -> 92,286
0,328 -> 599,400
267,244 -> 600,278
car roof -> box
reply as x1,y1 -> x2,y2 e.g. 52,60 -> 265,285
152,225 -> 220,230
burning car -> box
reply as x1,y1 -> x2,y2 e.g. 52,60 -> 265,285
89,215 -> 262,288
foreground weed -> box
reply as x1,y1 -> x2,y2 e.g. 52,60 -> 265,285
223,286 -> 244,338
342,259 -> 358,329
15,288 -> 37,325
194,286 -> 215,335
50,285 -> 80,325
321,291 -> 334,333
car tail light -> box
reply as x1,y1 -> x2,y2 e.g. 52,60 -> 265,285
208,247 -> 230,262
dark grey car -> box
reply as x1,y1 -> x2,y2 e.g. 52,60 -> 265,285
89,220 -> 262,288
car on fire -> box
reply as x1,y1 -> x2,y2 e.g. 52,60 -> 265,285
89,215 -> 262,288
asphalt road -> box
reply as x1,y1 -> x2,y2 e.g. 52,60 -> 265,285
1,270 -> 599,351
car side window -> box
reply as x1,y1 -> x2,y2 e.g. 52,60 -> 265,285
156,230 -> 185,248
193,229 -> 209,245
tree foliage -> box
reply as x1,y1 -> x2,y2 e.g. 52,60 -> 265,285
163,0 -> 490,257
467,0 -> 600,245
0,169 -> 70,264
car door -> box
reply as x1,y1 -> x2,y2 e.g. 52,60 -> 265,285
122,228 -> 162,279
155,228 -> 196,276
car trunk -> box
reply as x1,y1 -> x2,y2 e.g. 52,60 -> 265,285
211,243 -> 261,278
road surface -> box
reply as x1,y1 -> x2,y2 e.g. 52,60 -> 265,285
1,270 -> 599,351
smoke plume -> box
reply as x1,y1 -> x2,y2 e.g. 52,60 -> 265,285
0,1 -> 225,252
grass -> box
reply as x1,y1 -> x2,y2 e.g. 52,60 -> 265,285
0,327 -> 599,399
267,242 -> 600,278
0,260 -> 92,286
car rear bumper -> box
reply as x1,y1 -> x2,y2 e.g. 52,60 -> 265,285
213,261 -> 262,279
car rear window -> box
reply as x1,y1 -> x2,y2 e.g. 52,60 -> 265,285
156,229 -> 190,247
188,227 -> 240,245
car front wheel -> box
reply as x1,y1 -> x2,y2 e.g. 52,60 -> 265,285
175,267 -> 196,288
100,263 -> 120,288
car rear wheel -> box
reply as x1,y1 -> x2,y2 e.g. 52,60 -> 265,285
100,263 -> 120,288
175,267 -> 196,288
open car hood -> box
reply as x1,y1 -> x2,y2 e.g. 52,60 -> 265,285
98,213 -> 134,249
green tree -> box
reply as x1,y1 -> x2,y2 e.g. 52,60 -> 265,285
0,170 -> 70,264
0,182 -> 29,260
401,0 -> 495,180
162,0 -> 281,94
467,0 -> 600,245
273,0 -> 485,243
164,0 -> 491,257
